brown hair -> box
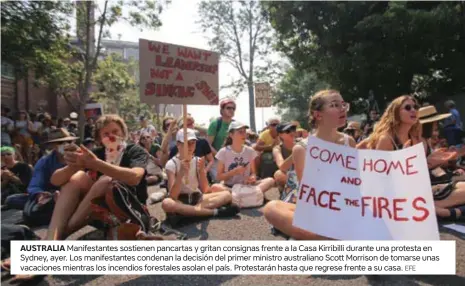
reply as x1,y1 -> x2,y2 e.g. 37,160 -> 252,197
94,114 -> 128,143
162,117 -> 174,133
367,95 -> 421,149
308,89 -> 340,128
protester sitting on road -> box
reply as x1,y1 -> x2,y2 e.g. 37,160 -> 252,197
216,122 -> 275,194
246,130 -> 258,146
139,132 -> 163,186
254,117 -> 281,178
443,100 -> 463,147
83,137 -> 96,150
169,115 -> 214,174
12,110 -> 34,164
207,98 -> 236,182
45,115 -> 149,240
161,128 -> 239,224
1,106 -> 14,146
84,117 -> 95,139
273,122 -> 297,188
365,95 -> 422,151
15,129 -> 77,226
264,89 -> 355,240
344,121 -> 362,143
139,115 -> 158,140
160,117 -> 178,167
1,146 -> 33,207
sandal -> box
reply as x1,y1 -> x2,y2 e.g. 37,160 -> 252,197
438,205 -> 465,222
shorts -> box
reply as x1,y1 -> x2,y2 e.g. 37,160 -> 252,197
433,182 -> 457,201
178,192 -> 203,206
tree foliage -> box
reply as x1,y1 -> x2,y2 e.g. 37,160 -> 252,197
1,1 -> 73,77
264,1 -> 465,106
273,69 -> 329,129
198,0 -> 278,131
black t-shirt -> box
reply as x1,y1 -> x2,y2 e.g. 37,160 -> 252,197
8,162 -> 33,187
169,138 -> 212,159
93,144 -> 149,203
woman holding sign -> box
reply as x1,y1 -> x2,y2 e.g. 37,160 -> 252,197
264,89 -> 355,240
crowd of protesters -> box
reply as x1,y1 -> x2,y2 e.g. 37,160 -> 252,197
1,94 -> 464,281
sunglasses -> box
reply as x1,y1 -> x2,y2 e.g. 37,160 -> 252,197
284,128 -> 297,134
141,136 -> 151,140
1,153 -> 13,156
269,123 -> 279,127
404,104 -> 420,111
225,106 -> 236,111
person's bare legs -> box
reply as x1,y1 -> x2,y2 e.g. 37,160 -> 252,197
209,183 -> 228,193
274,170 -> 287,188
65,176 -> 113,236
263,200 -> 330,240
434,182 -> 465,218
162,191 -> 232,216
257,177 -> 275,193
46,171 -> 94,240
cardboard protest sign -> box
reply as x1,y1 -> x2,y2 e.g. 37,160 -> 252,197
139,39 -> 219,106
84,103 -> 103,120
293,136 -> 439,240
254,82 -> 271,108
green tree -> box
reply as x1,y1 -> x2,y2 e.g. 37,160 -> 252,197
1,1 -> 73,77
273,69 -> 328,129
264,1 -> 465,106
92,54 -> 135,112
73,0 -> 166,139
198,0 -> 278,132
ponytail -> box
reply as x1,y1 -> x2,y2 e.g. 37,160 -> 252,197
223,135 -> 233,147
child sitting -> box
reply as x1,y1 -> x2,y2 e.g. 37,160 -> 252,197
161,129 -> 239,223
216,122 -> 275,193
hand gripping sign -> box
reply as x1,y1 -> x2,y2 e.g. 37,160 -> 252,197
293,136 -> 439,240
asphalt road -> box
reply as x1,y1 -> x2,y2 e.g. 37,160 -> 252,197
2,187 -> 465,286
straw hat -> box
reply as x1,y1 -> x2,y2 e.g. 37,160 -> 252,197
44,128 -> 78,144
419,105 -> 451,124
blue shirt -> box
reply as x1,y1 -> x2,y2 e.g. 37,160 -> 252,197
445,108 -> 463,130
27,151 -> 65,195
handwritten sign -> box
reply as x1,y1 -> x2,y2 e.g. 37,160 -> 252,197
255,82 -> 271,108
139,39 -> 219,105
293,136 -> 439,240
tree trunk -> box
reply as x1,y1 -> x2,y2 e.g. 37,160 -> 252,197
248,83 -> 256,132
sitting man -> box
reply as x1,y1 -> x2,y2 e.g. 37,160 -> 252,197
254,117 -> 281,178
1,146 -> 33,208
162,129 -> 239,226
272,123 -> 297,188
46,115 -> 149,240
22,129 -> 78,226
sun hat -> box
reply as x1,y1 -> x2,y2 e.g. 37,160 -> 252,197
419,105 -> 451,124
44,128 -> 78,144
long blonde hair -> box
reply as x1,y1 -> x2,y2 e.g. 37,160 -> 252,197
308,89 -> 340,129
367,95 -> 421,149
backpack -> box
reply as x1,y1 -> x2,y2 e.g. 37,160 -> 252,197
231,184 -> 264,208
90,180 -> 186,240
214,117 -> 235,141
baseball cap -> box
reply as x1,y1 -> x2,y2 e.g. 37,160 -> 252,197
176,128 -> 197,143
228,121 -> 249,132
277,122 -> 297,133
220,98 -> 236,108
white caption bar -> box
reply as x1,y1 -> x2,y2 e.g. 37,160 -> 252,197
11,241 -> 455,275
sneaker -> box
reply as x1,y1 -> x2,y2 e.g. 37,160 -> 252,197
148,190 -> 167,205
216,205 -> 240,218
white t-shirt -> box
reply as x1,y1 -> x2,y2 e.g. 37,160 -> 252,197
165,156 -> 199,195
215,145 -> 258,187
